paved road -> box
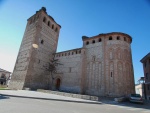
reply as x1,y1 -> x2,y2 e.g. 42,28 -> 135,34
0,90 -> 150,113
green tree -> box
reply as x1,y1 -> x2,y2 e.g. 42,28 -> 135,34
48,57 -> 62,90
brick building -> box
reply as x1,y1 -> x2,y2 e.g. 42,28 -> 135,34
0,68 -> 11,85
9,7 -> 135,97
140,53 -> 150,100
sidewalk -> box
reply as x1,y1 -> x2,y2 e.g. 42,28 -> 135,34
0,90 -> 102,104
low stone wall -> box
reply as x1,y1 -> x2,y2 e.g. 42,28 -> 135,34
37,89 -> 99,101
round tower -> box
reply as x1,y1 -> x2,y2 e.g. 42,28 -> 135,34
82,32 -> 135,97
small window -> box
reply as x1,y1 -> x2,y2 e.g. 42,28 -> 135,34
43,17 -> 46,23
41,40 -> 44,44
52,24 -> 54,29
111,72 -> 113,77
124,37 -> 126,41
92,40 -> 95,44
69,67 -> 72,73
117,36 -> 120,40
99,38 -> 101,42
48,21 -> 50,26
86,41 -> 89,45
109,36 -> 112,40
55,28 -> 58,32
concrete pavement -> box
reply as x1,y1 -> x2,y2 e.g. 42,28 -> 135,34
0,90 -> 101,104
0,90 -> 150,113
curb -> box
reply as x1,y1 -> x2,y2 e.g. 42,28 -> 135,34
0,93 -> 102,104
37,89 -> 99,101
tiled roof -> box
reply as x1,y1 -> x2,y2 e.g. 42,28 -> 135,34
140,52 -> 150,63
0,68 -> 11,73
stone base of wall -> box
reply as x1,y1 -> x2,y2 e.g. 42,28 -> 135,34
8,81 -> 24,90
24,82 -> 49,90
37,89 -> 99,101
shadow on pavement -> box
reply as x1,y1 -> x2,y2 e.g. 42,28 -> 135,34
0,94 -> 102,105
0,94 -> 9,100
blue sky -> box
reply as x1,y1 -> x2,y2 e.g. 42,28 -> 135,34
0,0 -> 150,83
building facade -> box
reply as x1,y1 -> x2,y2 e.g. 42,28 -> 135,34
140,53 -> 150,100
0,68 -> 11,86
10,7 -> 135,97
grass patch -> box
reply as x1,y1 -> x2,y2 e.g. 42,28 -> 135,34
0,85 -> 9,90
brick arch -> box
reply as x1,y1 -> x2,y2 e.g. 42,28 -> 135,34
86,61 -> 102,94
116,48 -> 122,60
117,61 -> 124,95
107,48 -> 114,60
123,49 -> 128,60
125,62 -> 131,94
109,61 -> 114,93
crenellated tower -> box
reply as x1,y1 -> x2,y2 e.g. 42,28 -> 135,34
9,7 -> 61,90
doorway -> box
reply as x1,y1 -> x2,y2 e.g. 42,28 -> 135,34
55,78 -> 61,90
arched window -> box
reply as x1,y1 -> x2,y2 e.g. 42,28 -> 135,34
55,28 -> 58,32
48,21 -> 50,26
109,36 -> 112,40
117,36 -> 120,40
92,40 -> 95,44
43,17 -> 46,23
124,37 -> 126,41
52,24 -> 54,29
41,40 -> 44,44
86,41 -> 89,45
99,38 -> 101,42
